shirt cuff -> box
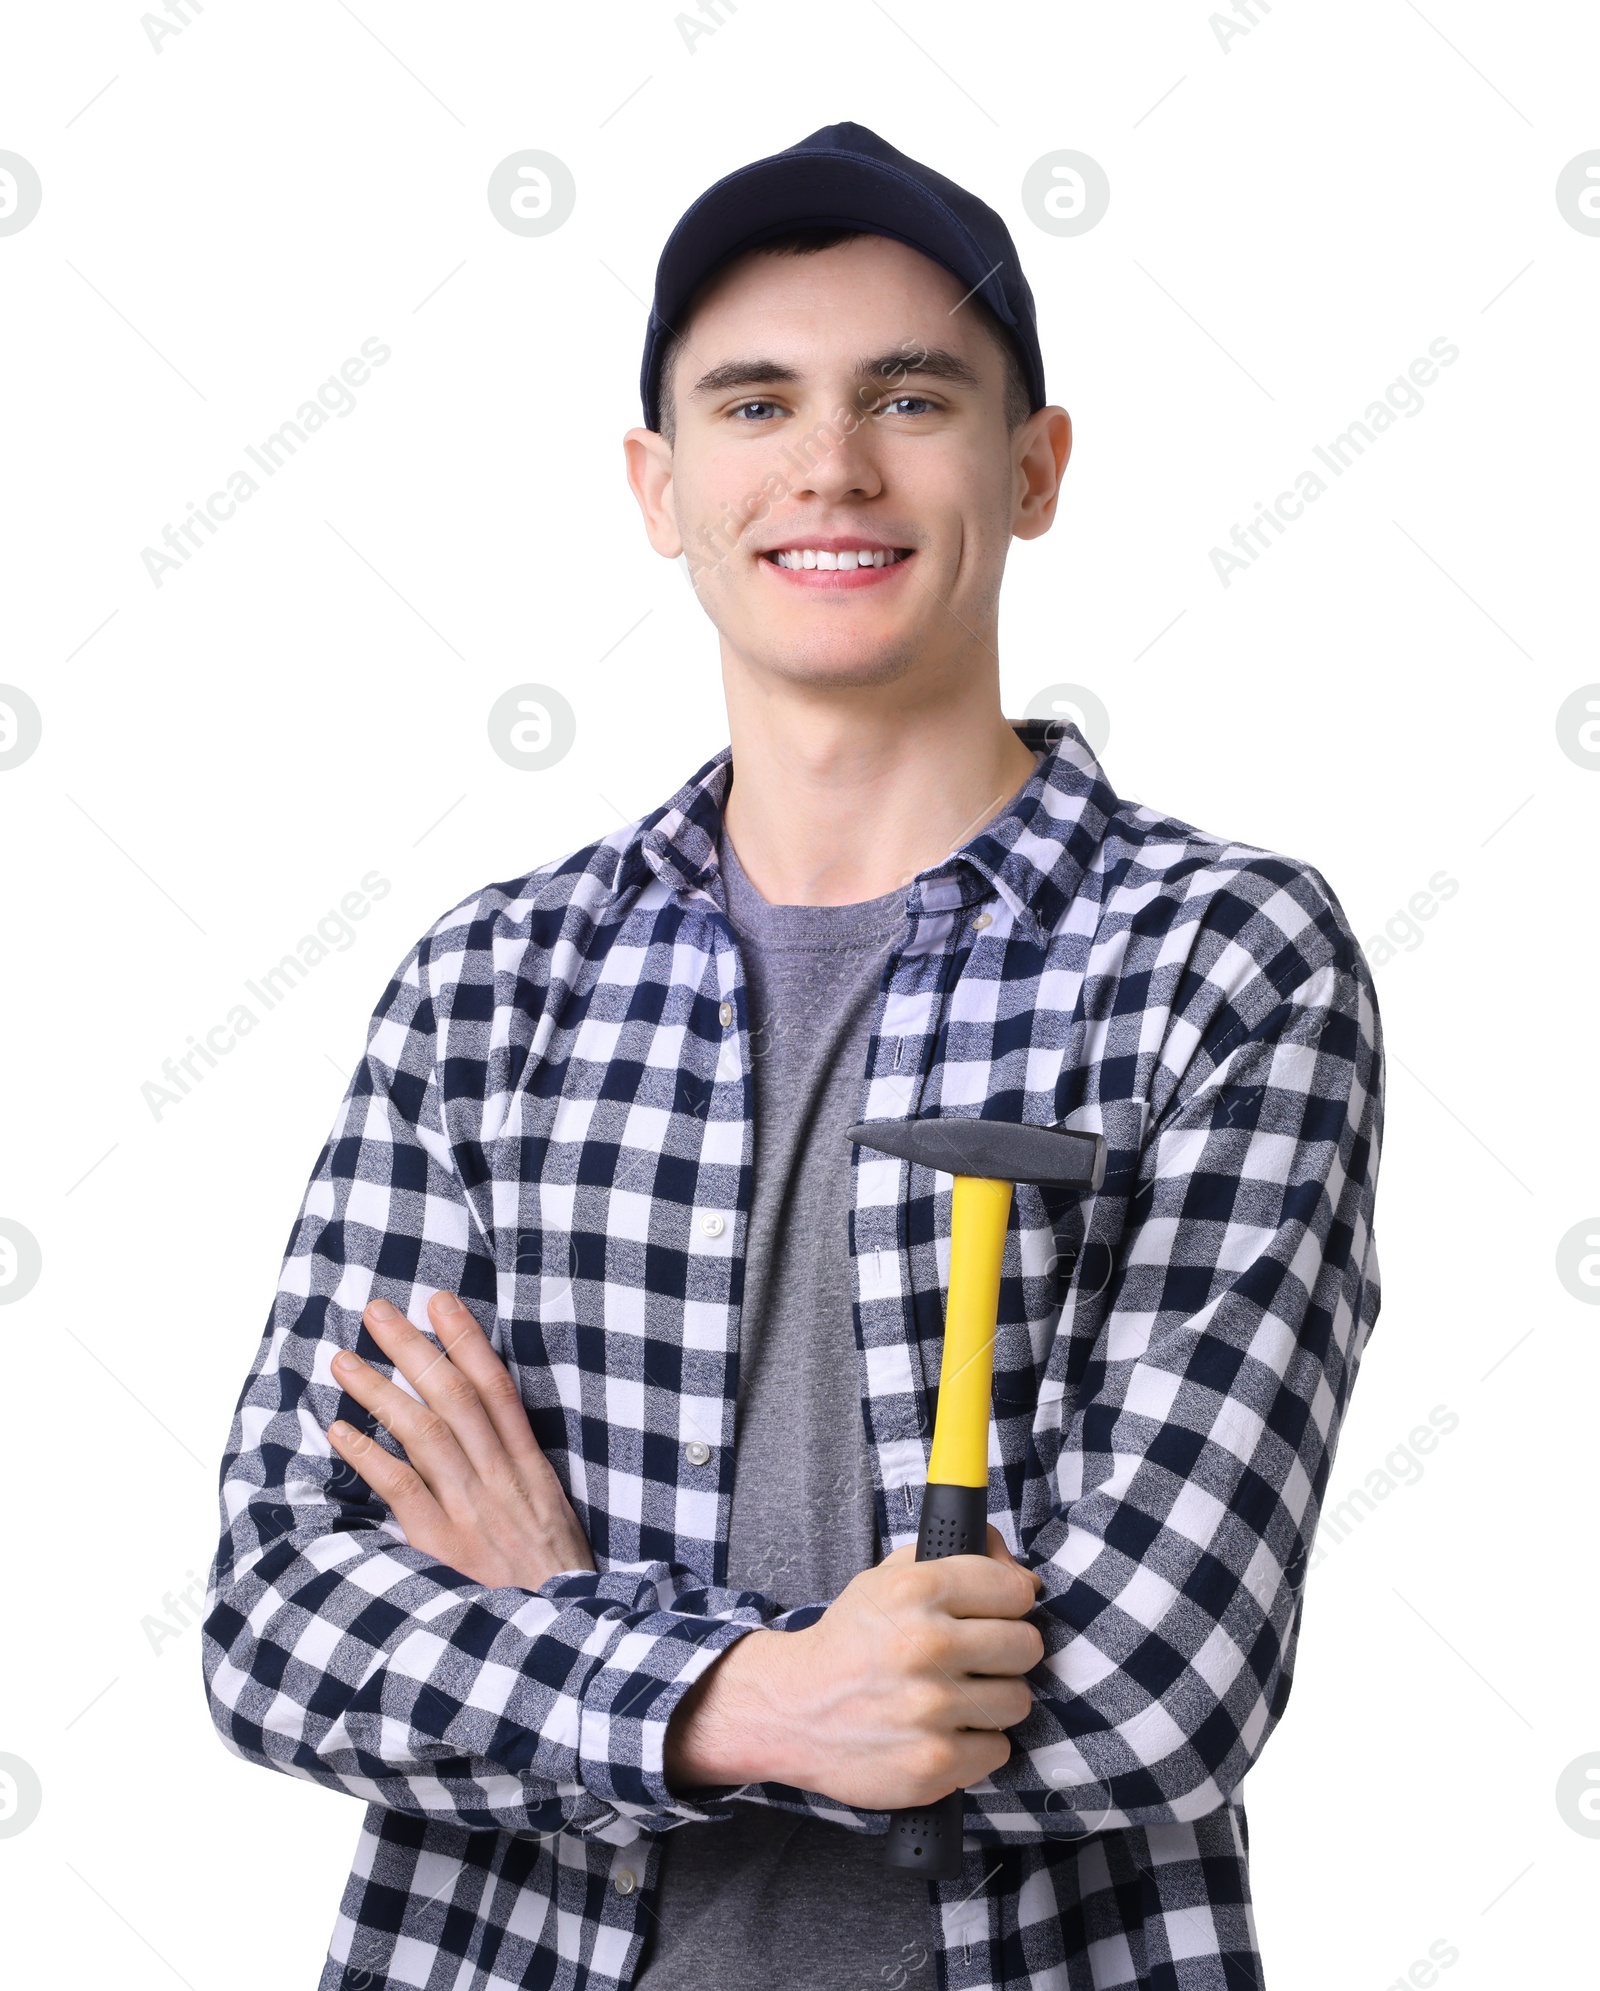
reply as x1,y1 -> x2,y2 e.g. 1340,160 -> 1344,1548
537,1566 -> 770,1830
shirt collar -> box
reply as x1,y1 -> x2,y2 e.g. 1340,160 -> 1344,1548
610,748 -> 731,903
609,720 -> 1120,944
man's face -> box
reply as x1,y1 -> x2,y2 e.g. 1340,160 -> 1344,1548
626,234 -> 1067,693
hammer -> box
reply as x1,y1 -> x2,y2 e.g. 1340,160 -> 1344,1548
846,1116 -> 1106,1879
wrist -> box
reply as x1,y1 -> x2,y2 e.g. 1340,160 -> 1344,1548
665,1628 -> 801,1790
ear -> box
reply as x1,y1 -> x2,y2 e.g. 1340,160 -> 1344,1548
623,427 -> 682,558
1010,407 -> 1073,541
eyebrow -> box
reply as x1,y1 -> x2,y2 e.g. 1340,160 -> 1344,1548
686,346 -> 983,399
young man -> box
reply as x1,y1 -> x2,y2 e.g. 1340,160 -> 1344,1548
204,124 -> 1383,1990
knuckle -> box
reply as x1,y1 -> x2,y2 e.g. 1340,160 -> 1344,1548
909,1621 -> 954,1672
481,1459 -> 528,1506
355,1435 -> 395,1475
413,1409 -> 452,1449
437,1368 -> 477,1407
881,1565 -> 920,1607
904,1681 -> 948,1733
909,1738 -> 957,1793
479,1366 -> 524,1410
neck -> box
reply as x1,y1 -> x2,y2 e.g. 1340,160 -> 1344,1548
717,640 -> 1038,906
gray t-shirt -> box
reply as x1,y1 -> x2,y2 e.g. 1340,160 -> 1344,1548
634,831 -> 934,1989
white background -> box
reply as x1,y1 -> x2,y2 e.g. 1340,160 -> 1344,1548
2,3 -> 1597,1985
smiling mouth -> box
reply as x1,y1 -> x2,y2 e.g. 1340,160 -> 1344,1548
763,546 -> 913,571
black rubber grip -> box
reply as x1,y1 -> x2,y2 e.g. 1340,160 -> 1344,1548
912,1480 -> 990,1562
883,1786 -> 965,1876
882,1483 -> 989,1878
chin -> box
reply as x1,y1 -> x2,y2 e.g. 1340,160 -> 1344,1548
729,614 -> 922,688
756,641 -> 920,690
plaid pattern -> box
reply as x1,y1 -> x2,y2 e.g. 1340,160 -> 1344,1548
202,723 -> 1382,1990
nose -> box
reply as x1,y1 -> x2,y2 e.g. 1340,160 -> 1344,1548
786,410 -> 884,506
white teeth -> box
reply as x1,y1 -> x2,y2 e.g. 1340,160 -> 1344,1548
772,547 -> 904,570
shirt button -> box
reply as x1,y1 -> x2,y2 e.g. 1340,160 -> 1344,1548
700,1213 -> 725,1238
614,1871 -> 637,1896
718,1000 -> 734,1027
972,911 -> 992,931
685,1440 -> 712,1466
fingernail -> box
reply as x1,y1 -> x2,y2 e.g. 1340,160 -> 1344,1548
332,1350 -> 354,1372
367,1299 -> 399,1323
434,1293 -> 463,1314
329,1420 -> 349,1438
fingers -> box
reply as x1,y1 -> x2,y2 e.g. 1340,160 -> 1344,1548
943,1674 -> 1036,1732
882,1534 -> 1040,1601
331,1318 -> 477,1495
893,1656 -> 1032,1741
949,1731 -> 1014,1789
984,1523 -> 1044,1592
419,1297 -> 584,1530
878,1530 -> 1041,1610
327,1415 -> 443,1539
423,1292 -> 547,1471
937,1613 -> 1046,1680
878,1601 -> 1042,1721
349,1298 -> 507,1483
922,1550 -> 1040,1620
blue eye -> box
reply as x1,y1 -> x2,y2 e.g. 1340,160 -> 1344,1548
877,395 -> 935,416
730,400 -> 781,422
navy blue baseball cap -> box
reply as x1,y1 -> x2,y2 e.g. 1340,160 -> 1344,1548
639,120 -> 1046,432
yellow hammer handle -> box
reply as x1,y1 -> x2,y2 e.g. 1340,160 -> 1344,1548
925,1174 -> 1014,1488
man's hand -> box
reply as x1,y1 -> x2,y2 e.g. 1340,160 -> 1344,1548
327,1293 -> 594,1591
665,1529 -> 1043,1811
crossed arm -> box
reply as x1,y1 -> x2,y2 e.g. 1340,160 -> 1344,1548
329,1289 -> 1042,1811
206,916 -> 1380,1844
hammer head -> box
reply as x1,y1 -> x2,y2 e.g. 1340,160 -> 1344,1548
847,1117 -> 1106,1190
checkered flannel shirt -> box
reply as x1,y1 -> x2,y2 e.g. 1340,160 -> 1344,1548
203,722 -> 1383,1991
